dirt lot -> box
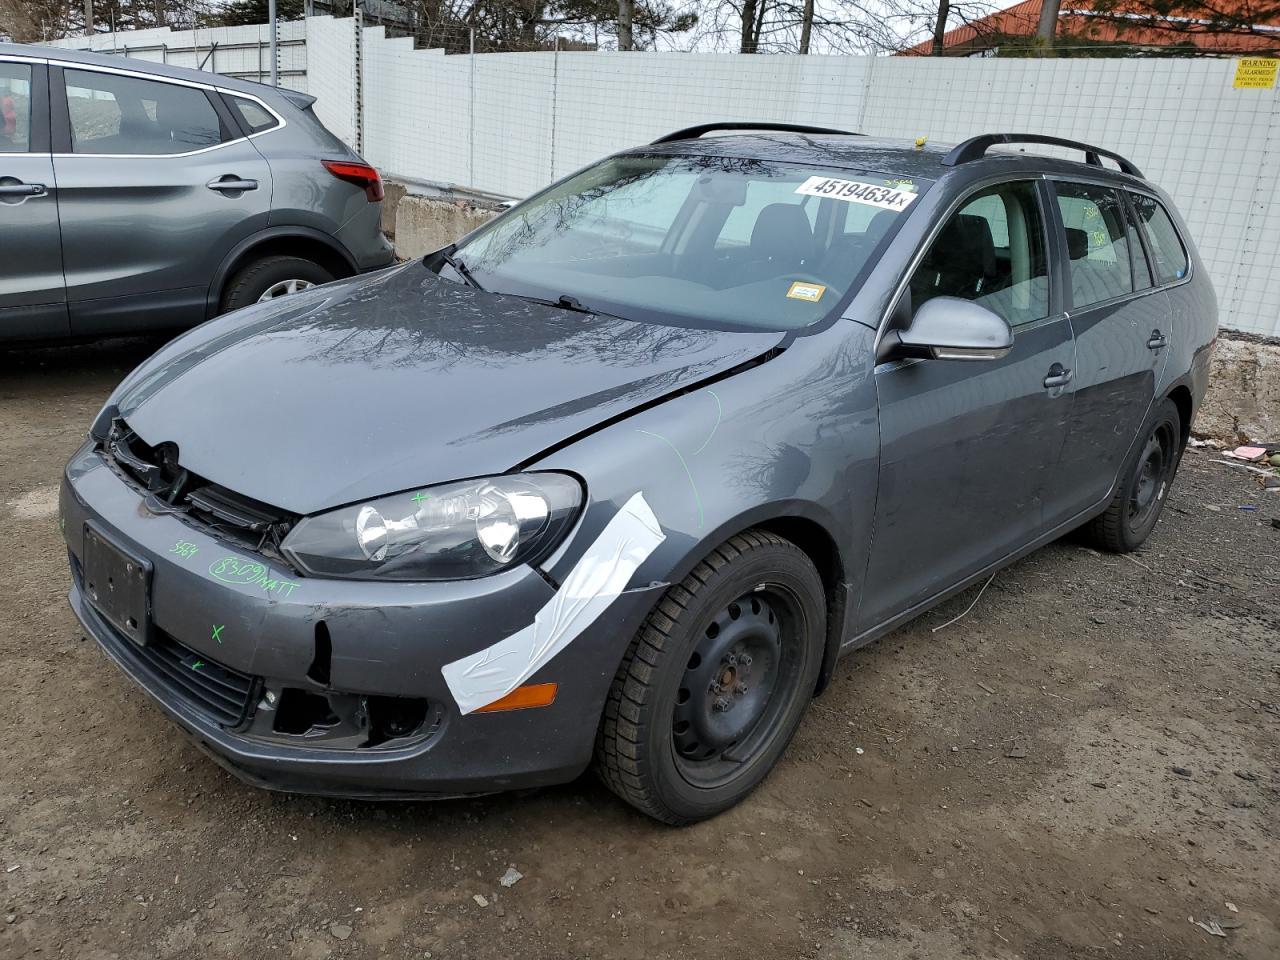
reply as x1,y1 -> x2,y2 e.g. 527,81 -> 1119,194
1,337 -> 1277,960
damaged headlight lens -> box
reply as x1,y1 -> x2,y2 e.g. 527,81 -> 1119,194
281,473 -> 583,581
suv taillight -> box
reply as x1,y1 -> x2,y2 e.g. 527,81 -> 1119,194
322,160 -> 384,202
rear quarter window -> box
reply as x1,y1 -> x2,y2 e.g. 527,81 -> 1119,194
1129,193 -> 1189,284
227,95 -> 280,135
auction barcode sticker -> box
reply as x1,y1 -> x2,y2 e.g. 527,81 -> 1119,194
794,176 -> 917,211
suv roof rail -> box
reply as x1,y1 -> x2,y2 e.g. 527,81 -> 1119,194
652,122 -> 859,144
942,133 -> 1144,178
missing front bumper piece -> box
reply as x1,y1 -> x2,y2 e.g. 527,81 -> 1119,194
253,688 -> 440,750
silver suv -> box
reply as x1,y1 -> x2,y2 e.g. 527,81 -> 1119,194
0,44 -> 394,342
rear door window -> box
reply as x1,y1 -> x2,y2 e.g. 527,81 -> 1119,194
64,69 -> 226,155
1128,193 -> 1189,284
1053,182 -> 1138,309
0,62 -> 32,153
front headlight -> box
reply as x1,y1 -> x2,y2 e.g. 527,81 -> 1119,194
281,473 -> 583,581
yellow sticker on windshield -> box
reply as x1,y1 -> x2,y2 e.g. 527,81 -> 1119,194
787,281 -> 826,302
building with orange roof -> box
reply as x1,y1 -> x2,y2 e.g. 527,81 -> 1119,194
901,0 -> 1280,55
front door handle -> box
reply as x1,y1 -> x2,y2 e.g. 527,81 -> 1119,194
0,182 -> 46,196
206,176 -> 258,193
1043,364 -> 1073,390
1147,329 -> 1168,350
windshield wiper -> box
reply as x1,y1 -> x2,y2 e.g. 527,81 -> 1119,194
439,249 -> 484,291
521,293 -> 599,315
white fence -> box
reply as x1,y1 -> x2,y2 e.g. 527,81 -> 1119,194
48,21 -> 309,89
39,20 -> 1280,338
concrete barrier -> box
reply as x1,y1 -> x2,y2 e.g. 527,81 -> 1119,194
1197,335 -> 1280,443
387,188 -> 1278,444
393,193 -> 501,260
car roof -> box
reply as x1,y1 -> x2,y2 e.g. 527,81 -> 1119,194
633,131 -> 1148,187
0,40 -> 286,100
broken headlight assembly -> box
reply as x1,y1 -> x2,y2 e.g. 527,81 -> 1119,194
280,473 -> 583,581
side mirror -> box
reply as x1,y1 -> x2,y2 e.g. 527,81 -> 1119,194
889,296 -> 1013,362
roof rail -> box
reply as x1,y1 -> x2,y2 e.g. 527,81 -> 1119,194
942,133 -> 1143,178
651,122 -> 859,144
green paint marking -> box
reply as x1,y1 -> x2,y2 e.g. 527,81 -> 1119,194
211,624 -> 224,644
411,492 -> 432,503
169,540 -> 199,560
208,557 -> 299,597
691,389 -> 723,456
191,660 -> 204,671
639,429 -> 704,530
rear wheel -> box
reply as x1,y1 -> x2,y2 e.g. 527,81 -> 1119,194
1085,398 -> 1182,552
220,255 -> 334,314
594,531 -> 826,824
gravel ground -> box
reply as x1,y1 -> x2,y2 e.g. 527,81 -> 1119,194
1,337 -> 1277,960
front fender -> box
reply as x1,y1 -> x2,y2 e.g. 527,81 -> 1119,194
532,321 -> 880,679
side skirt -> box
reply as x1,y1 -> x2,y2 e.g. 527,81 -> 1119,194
836,494 -> 1112,658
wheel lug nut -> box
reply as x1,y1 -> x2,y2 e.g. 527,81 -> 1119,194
735,682 -> 747,695
724,653 -> 737,666
741,655 -> 752,666
713,697 -> 731,712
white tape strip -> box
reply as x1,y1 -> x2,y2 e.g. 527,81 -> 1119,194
442,491 -> 666,715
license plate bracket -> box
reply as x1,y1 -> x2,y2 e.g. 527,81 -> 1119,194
82,522 -> 152,647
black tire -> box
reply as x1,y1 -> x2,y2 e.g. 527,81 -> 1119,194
220,255 -> 334,314
594,530 -> 826,825
1084,398 -> 1182,553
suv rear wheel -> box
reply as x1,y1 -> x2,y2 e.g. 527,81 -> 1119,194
595,530 -> 826,824
221,255 -> 334,313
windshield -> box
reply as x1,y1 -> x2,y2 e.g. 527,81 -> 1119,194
451,154 -> 929,332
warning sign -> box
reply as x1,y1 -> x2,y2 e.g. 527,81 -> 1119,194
1233,58 -> 1278,89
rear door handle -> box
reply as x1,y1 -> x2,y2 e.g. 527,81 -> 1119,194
206,177 -> 258,192
1147,330 -> 1168,350
1043,365 -> 1073,390
0,182 -> 46,196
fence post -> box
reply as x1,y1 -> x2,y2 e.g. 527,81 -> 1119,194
354,6 -> 365,154
550,35 -> 559,184
269,0 -> 279,86
469,27 -> 476,189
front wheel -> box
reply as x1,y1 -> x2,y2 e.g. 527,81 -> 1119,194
594,531 -> 826,824
1085,398 -> 1183,552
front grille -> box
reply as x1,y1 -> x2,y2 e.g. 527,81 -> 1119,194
102,419 -> 297,558
133,630 -> 257,727
72,555 -> 257,727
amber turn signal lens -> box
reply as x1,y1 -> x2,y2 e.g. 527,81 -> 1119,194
473,682 -> 558,713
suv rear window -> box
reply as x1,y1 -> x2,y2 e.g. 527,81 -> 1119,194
1128,193 -> 1189,284
227,95 -> 279,135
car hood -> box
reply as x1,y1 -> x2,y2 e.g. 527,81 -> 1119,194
116,264 -> 784,515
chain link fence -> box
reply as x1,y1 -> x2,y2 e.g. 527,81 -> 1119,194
39,19 -> 1280,337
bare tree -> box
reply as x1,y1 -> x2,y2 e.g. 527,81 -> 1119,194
930,0 -> 949,52
617,0 -> 633,47
798,0 -> 813,51
1035,0 -> 1060,47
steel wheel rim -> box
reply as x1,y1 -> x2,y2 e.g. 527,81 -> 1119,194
671,587 -> 806,789
257,279 -> 314,302
1126,423 -> 1173,532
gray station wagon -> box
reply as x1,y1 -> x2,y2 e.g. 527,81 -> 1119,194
0,43 -> 393,342
60,124 -> 1216,824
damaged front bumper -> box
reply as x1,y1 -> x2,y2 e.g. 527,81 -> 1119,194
60,443 -> 663,799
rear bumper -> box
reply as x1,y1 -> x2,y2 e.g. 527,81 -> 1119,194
61,444 -> 663,799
